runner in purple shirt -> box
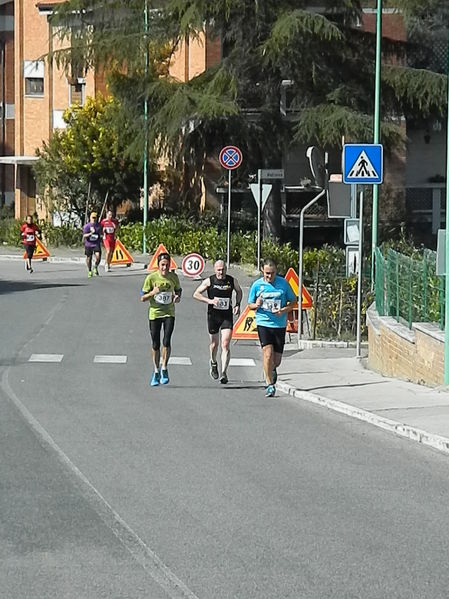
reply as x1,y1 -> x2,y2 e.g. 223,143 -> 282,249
82,212 -> 102,277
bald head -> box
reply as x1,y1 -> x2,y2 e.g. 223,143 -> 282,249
214,260 -> 226,279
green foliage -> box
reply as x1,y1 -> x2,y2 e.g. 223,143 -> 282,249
0,218 -> 21,246
49,0 -> 448,212
34,94 -> 142,220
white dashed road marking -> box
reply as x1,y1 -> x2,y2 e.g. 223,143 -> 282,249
93,355 -> 128,364
29,354 -> 64,363
168,357 -> 192,365
229,358 -> 256,367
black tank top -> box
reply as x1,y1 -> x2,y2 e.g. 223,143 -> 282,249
207,274 -> 234,314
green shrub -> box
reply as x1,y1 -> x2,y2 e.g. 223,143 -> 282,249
0,218 -> 21,246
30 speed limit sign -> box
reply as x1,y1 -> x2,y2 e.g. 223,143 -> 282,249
181,253 -> 205,277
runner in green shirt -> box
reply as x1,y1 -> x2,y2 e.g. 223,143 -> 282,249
140,253 -> 182,386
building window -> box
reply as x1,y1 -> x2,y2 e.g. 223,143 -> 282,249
69,80 -> 84,106
25,77 -> 44,96
23,60 -> 45,97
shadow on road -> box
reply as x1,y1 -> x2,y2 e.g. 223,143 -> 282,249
0,280 -> 85,295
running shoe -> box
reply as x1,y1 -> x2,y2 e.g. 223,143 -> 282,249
210,361 -> 219,380
219,373 -> 228,385
94,267 -> 99,276
150,372 -> 161,386
265,384 -> 276,398
272,368 -> 278,384
160,369 -> 169,385
29,268 -> 33,274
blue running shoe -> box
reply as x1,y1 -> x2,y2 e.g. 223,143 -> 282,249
265,384 -> 276,398
150,372 -> 160,386
160,369 -> 169,385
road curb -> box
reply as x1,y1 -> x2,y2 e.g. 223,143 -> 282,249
276,381 -> 449,456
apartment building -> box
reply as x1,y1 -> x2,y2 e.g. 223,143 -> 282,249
3,1 -> 220,220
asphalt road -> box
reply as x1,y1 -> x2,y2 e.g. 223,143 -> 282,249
2,260 -> 449,598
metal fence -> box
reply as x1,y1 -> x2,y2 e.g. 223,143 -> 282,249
374,248 -> 444,329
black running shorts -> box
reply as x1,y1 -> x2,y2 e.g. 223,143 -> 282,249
257,325 -> 286,354
24,245 -> 35,259
85,246 -> 101,257
207,311 -> 233,335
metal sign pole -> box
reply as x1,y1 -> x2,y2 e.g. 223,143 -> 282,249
257,169 -> 262,270
356,187 -> 364,358
226,169 -> 232,268
298,189 -> 326,344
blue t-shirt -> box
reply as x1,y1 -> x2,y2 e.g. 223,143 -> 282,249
248,275 -> 296,328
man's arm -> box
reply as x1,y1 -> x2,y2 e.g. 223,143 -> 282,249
193,278 -> 212,305
247,282 -> 262,311
173,274 -> 182,303
233,279 -> 243,315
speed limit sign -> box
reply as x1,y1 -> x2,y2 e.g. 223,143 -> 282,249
181,252 -> 206,277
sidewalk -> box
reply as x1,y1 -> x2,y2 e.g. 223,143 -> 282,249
277,344 -> 449,456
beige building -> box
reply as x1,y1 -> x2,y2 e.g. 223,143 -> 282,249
3,1 -> 220,220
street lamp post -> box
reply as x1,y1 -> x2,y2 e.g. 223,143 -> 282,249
142,0 -> 149,254
444,32 -> 449,385
371,0 -> 382,283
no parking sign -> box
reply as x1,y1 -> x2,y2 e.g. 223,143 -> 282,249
181,253 -> 205,277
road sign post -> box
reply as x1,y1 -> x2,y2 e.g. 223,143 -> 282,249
219,146 -> 243,268
356,189 -> 364,358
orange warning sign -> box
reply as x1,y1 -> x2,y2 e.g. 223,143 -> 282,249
110,239 -> 134,265
147,243 -> 178,271
23,238 -> 50,260
232,306 -> 258,340
284,267 -> 313,309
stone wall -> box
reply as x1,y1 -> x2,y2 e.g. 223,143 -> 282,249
367,305 -> 444,387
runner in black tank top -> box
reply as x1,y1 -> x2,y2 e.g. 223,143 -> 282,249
193,260 -> 243,384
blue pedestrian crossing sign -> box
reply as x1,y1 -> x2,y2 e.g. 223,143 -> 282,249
343,144 -> 383,184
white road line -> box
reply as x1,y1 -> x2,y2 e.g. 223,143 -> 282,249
93,355 -> 128,364
229,358 -> 256,367
168,357 -> 192,365
1,368 -> 200,599
29,354 -> 64,363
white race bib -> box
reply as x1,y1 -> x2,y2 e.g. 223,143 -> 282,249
89,234 -> 99,241
214,297 -> 230,310
105,226 -> 115,234
26,234 -> 35,242
262,298 -> 281,312
154,292 -> 173,305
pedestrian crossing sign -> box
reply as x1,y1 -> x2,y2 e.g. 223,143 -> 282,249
23,238 -> 50,260
232,306 -> 258,340
343,144 -> 383,184
147,243 -> 178,271
110,239 -> 134,265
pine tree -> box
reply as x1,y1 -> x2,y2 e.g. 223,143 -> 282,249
49,0 -> 448,216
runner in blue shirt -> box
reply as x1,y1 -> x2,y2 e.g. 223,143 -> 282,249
247,258 -> 296,397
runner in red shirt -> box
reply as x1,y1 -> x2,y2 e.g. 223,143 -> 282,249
100,210 -> 119,272
20,215 -> 41,274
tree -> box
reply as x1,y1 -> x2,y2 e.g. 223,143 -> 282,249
50,1 -> 448,226
34,94 -> 143,221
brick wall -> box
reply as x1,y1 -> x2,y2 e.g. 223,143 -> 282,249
367,307 -> 444,387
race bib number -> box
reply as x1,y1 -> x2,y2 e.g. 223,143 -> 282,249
154,292 -> 173,305
105,226 -> 115,234
214,297 -> 230,311
26,234 -> 35,242
89,234 -> 99,241
262,298 -> 281,312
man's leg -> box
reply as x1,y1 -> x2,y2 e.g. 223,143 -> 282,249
86,252 -> 92,275
93,250 -> 101,275
209,332 -> 220,380
262,344 -> 275,385
149,319 -> 162,386
219,328 -> 232,384
160,317 -> 175,384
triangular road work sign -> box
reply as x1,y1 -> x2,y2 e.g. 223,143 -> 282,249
284,267 -> 313,309
348,150 -> 379,180
110,239 -> 134,265
147,243 -> 178,271
250,183 -> 272,210
23,238 -> 50,260
232,306 -> 258,340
